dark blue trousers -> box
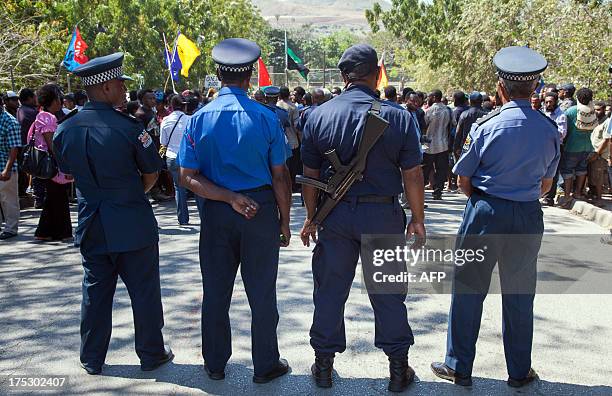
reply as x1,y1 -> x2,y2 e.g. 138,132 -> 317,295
80,217 -> 165,368
199,189 -> 280,377
310,198 -> 414,358
445,191 -> 543,379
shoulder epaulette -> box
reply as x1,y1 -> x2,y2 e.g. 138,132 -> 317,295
57,109 -> 78,124
474,108 -> 502,126
114,108 -> 141,124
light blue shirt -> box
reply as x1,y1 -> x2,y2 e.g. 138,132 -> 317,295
178,86 -> 287,191
453,99 -> 560,202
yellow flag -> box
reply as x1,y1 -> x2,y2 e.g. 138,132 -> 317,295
177,34 -> 201,77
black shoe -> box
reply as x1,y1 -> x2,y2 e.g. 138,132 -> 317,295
311,356 -> 334,388
508,368 -> 538,388
432,195 -> 443,200
141,346 -> 174,371
252,358 -> 290,384
80,362 -> 102,375
388,357 -> 415,392
430,362 -> 472,386
0,231 -> 17,240
204,364 -> 225,380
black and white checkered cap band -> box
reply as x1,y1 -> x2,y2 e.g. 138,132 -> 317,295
80,66 -> 124,86
217,64 -> 254,73
497,70 -> 541,82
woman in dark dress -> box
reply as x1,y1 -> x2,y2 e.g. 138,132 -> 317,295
29,84 -> 73,241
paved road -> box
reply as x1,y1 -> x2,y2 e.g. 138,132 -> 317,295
1,192 -> 610,395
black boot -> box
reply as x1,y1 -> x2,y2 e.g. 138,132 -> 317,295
388,356 -> 415,392
311,356 -> 334,388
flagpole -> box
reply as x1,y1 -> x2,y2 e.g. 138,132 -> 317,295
163,32 -> 177,94
284,29 -> 289,86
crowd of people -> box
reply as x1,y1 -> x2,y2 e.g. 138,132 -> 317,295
0,78 -> 610,242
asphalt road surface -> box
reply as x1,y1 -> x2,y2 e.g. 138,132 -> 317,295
1,192 -> 610,395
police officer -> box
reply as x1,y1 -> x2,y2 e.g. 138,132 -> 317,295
53,53 -> 173,375
300,44 -> 425,392
262,86 -> 291,135
177,38 -> 291,383
430,47 -> 560,388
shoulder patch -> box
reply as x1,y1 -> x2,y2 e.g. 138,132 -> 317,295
462,134 -> 472,152
114,108 -> 141,124
138,130 -> 153,148
57,109 -> 78,125
474,108 -> 502,126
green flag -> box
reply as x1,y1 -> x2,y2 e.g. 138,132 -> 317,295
287,47 -> 309,80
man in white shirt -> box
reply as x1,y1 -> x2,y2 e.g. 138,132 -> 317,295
160,95 -> 192,225
424,89 -> 452,200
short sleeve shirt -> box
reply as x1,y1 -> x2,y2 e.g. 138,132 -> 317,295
178,86 -> 287,191
454,99 -> 560,201
0,111 -> 21,172
301,84 -> 422,197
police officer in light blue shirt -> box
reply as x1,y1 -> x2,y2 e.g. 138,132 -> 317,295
431,46 -> 560,388
53,53 -> 173,375
177,38 -> 292,384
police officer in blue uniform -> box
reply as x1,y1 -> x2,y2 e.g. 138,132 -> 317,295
53,53 -> 173,375
300,44 -> 425,392
177,38 -> 292,383
262,86 -> 291,133
431,47 -> 560,388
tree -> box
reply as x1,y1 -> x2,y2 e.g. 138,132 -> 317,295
1,0 -> 270,91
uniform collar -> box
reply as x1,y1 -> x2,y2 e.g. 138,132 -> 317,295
218,86 -> 248,97
345,84 -> 377,98
83,101 -> 116,110
501,99 -> 530,110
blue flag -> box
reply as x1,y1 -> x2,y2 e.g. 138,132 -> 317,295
62,28 -> 89,71
165,47 -> 182,82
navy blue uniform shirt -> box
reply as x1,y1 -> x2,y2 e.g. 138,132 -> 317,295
301,84 -> 422,197
53,101 -> 162,252
454,99 -> 560,201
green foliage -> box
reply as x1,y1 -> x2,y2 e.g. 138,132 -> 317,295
1,0 -> 269,91
368,0 -> 612,97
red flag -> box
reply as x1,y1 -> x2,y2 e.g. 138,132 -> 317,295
376,52 -> 389,91
73,28 -> 89,64
258,57 -> 272,87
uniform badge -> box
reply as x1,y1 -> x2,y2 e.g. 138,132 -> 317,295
138,131 -> 153,148
462,135 -> 472,152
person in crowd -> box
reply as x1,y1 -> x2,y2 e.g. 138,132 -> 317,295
586,101 -> 610,205
558,83 -> 576,111
530,94 -> 542,111
3,91 -> 20,118
331,87 -> 342,97
405,91 -> 427,134
0,98 -> 21,240
449,91 -> 469,190
559,87 -> 597,207
277,86 -> 301,192
125,100 -> 140,116
292,86 -> 306,110
453,92 -> 487,167
63,93 -> 77,114
16,88 -> 38,199
384,86 -> 397,103
423,89 -> 452,199
74,90 -> 88,110
541,91 -> 568,205
29,84 -> 73,241
160,95 -> 194,225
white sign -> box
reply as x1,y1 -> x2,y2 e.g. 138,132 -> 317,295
204,75 -> 221,89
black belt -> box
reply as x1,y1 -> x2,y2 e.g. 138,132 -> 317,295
342,195 -> 395,204
236,185 -> 272,193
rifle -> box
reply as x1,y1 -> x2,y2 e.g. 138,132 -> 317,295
296,100 -> 389,225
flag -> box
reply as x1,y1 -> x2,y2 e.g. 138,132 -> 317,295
62,27 -> 89,71
286,47 -> 309,79
258,57 -> 272,87
165,46 -> 182,82
376,52 -> 389,91
176,33 -> 200,77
